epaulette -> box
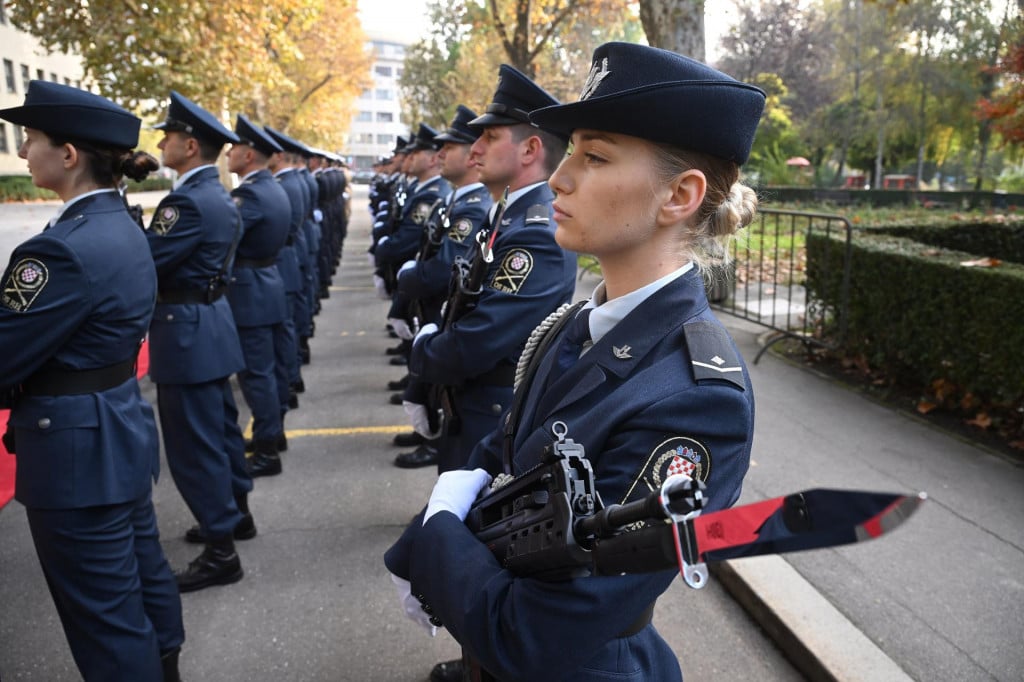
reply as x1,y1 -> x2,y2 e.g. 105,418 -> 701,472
682,320 -> 745,390
524,204 -> 549,225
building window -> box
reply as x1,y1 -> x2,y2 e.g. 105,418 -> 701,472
4,60 -> 15,93
360,88 -> 372,100
20,64 -> 29,92
375,112 -> 393,123
36,68 -> 44,80
355,110 -> 372,122
0,124 -> 8,154
396,67 -> 404,78
376,133 -> 394,145
13,124 -> 22,150
0,3 -> 7,25
352,132 -> 374,144
64,77 -> 71,86
50,72 -> 58,82
374,65 -> 392,77
375,88 -> 392,100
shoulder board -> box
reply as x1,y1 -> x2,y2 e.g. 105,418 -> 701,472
682,320 -> 745,390
524,204 -> 549,225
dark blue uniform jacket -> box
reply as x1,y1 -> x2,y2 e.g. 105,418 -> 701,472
387,268 -> 755,681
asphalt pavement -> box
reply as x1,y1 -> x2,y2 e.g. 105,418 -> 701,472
0,186 -> 1021,681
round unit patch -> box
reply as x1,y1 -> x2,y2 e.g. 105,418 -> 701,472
650,436 -> 711,485
2,258 -> 49,312
447,218 -> 474,243
490,249 -> 533,294
152,205 -> 180,235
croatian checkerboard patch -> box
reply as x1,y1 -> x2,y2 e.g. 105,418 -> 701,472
620,436 -> 711,507
490,249 -> 533,294
151,205 -> 180,235
2,258 -> 49,312
448,217 -> 474,243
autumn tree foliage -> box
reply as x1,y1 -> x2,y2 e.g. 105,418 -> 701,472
977,40 -> 1024,146
7,0 -> 372,151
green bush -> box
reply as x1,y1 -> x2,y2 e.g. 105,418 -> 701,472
876,223 -> 1024,265
0,175 -> 57,201
806,231 -> 1024,409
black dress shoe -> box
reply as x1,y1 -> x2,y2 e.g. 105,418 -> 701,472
387,375 -> 410,391
184,513 -> 257,544
250,451 -> 283,477
293,379 -> 306,394
392,431 -> 426,447
430,659 -> 463,682
175,538 -> 243,593
288,391 -> 299,409
389,355 -> 408,366
389,392 -> 404,405
385,343 -> 405,356
161,648 -> 181,682
394,444 -> 439,469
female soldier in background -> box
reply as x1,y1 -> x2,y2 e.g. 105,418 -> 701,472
0,81 -> 184,680
385,42 -> 765,681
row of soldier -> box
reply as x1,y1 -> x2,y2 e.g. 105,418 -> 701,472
0,82 -> 352,681
366,64 -> 578,682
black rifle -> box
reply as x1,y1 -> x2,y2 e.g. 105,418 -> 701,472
427,187 -> 509,436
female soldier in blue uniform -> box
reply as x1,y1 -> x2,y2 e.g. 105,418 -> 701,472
385,43 -> 766,681
0,81 -> 185,681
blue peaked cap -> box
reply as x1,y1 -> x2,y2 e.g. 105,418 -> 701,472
154,90 -> 239,145
435,105 -> 481,144
234,114 -> 282,156
0,80 -> 140,148
530,42 -> 766,164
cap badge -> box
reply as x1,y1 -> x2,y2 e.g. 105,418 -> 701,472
580,57 -> 611,101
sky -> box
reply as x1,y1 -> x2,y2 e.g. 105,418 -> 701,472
356,0 -> 734,61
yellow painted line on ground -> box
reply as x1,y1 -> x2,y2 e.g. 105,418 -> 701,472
243,419 -> 406,441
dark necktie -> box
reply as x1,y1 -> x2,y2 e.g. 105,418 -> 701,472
555,308 -> 593,373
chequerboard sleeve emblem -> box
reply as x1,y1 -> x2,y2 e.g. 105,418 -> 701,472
2,258 -> 49,312
619,436 -> 712,510
151,205 -> 180,235
448,217 -> 474,243
490,249 -> 533,294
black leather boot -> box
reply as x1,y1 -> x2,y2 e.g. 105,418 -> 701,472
161,647 -> 181,682
184,493 -> 257,543
249,439 -> 282,478
175,536 -> 243,593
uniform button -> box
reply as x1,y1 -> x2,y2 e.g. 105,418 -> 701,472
166,314 -> 174,321
38,418 -> 51,429
491,403 -> 502,415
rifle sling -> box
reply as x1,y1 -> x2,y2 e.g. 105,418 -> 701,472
501,300 -> 588,474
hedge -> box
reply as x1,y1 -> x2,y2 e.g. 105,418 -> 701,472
875,223 -> 1024,265
806,230 -> 1024,409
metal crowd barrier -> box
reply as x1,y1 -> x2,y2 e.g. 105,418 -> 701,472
707,208 -> 852,363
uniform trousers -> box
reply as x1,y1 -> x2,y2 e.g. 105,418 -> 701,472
26,494 -> 184,681
158,380 -> 249,537
280,292 -> 301,392
237,323 -> 283,441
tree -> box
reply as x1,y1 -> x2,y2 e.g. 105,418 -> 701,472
8,0 -> 371,150
637,0 -> 705,60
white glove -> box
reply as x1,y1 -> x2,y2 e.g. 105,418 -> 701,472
373,274 -> 389,300
390,573 -> 437,637
424,468 -> 493,525
313,208 -> 323,223
373,220 -> 384,229
414,322 -> 438,346
403,400 -> 442,439
388,317 -> 413,340
378,235 -> 390,247
399,260 -> 417,275
379,200 -> 389,210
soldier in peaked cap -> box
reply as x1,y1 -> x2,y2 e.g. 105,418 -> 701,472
185,115 -> 293,504
0,81 -> 185,681
385,43 -> 765,682
265,125 -> 317,374
391,105 -> 493,455
146,90 -> 253,594
395,65 -> 577,483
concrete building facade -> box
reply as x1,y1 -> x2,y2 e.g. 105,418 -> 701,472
345,38 -> 410,173
0,6 -> 86,175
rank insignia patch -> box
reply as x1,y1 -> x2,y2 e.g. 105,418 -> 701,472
152,205 -> 180,235
411,202 -> 432,225
491,249 -> 533,294
448,218 -> 474,243
620,436 -> 711,507
2,258 -> 49,312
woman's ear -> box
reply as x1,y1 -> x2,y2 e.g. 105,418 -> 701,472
62,143 -> 79,170
657,169 -> 706,227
